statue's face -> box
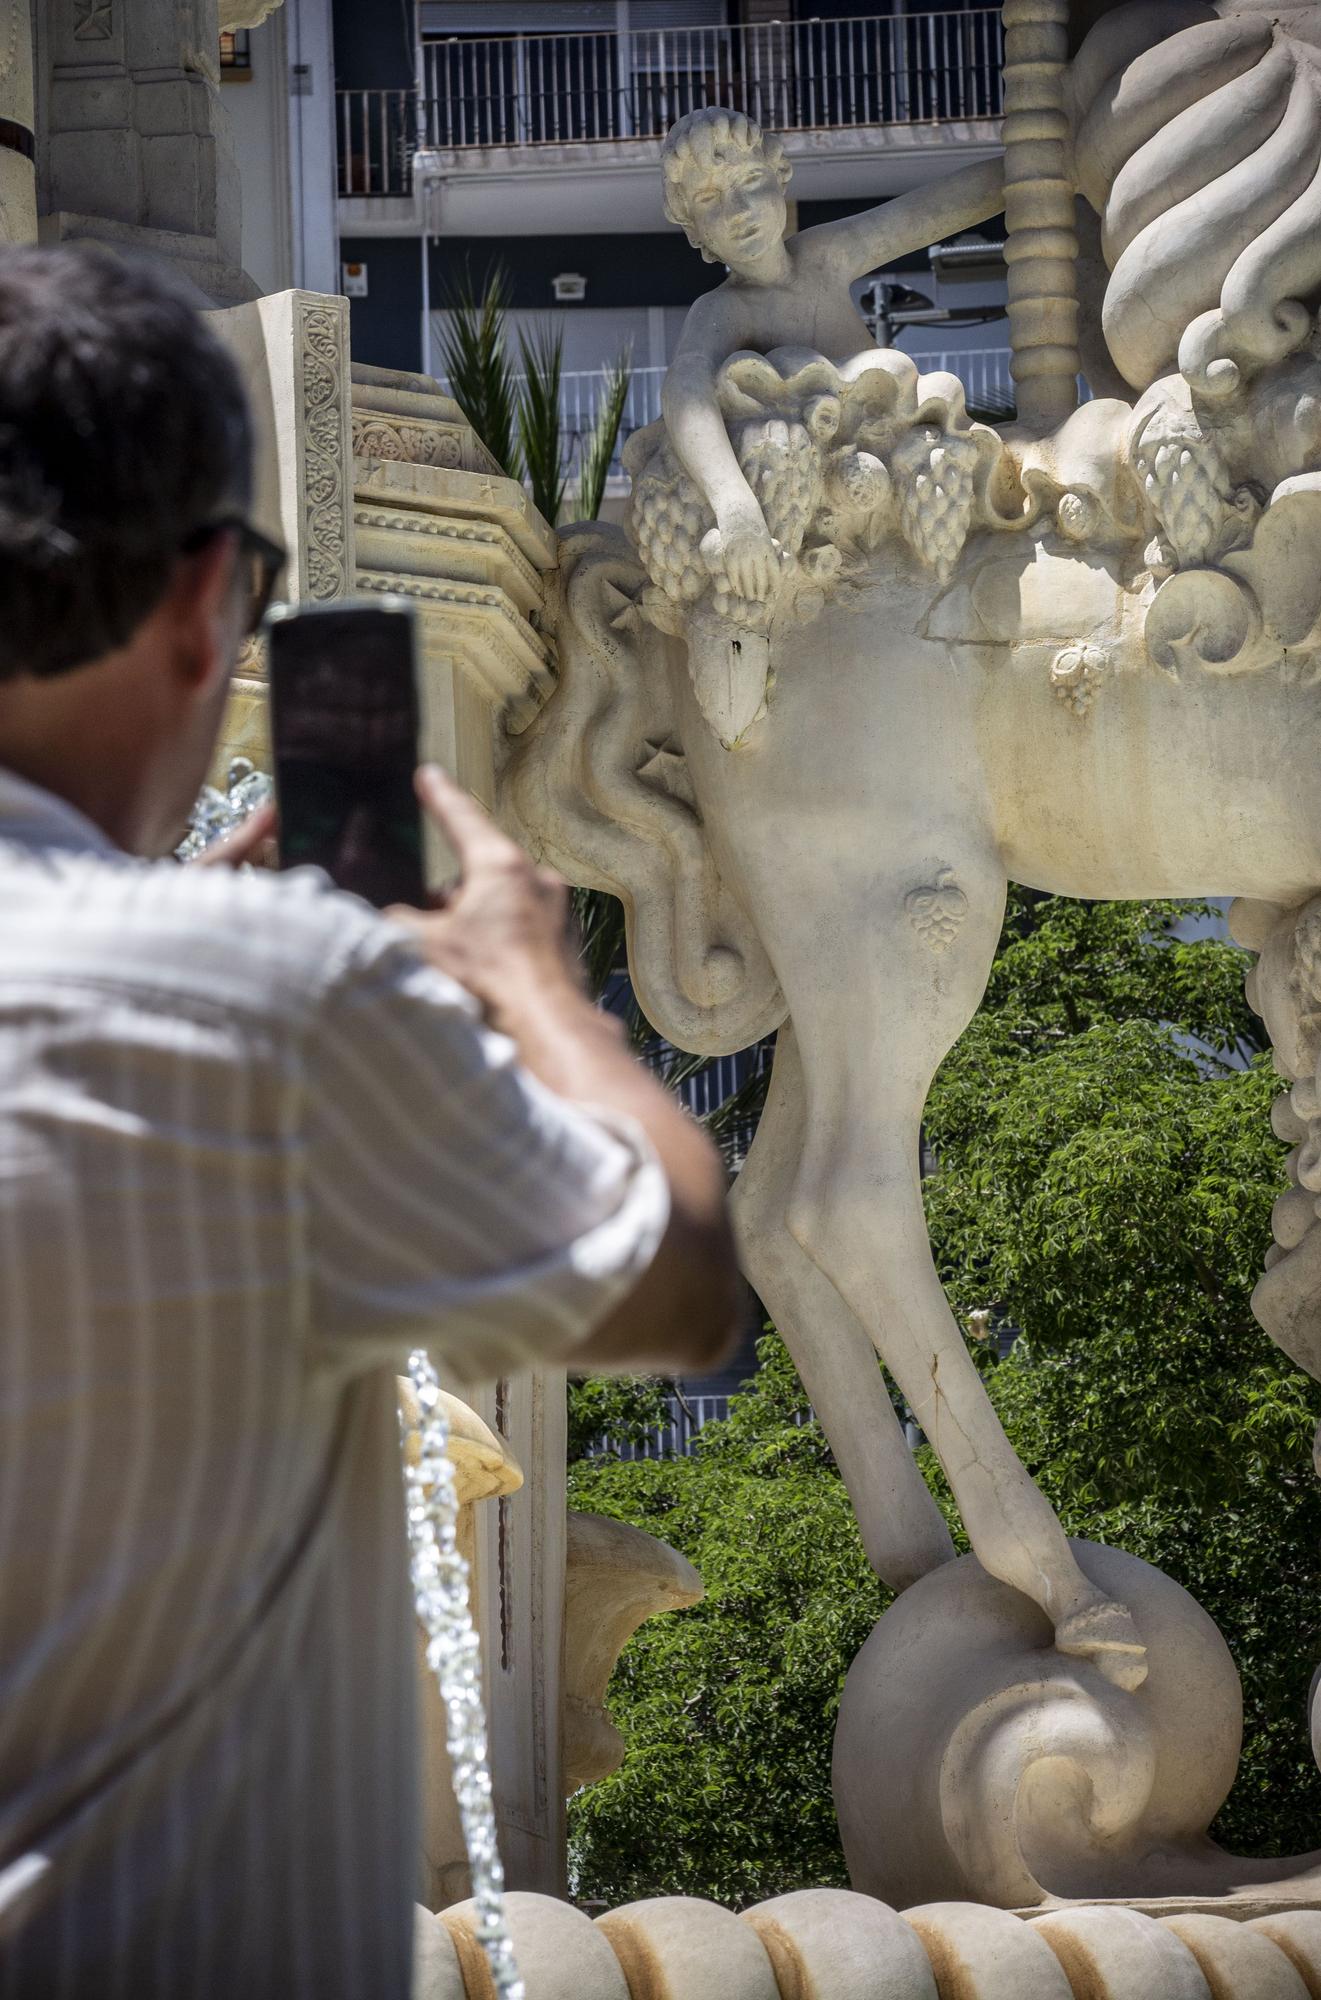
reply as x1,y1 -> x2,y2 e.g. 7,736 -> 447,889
689,154 -> 787,270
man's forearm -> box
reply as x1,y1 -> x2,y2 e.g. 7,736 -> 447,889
496,977 -> 740,1370
496,979 -> 728,1223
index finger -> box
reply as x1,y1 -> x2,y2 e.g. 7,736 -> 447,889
414,764 -> 523,880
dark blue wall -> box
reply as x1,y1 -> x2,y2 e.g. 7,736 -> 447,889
341,227 -> 729,375
333,0 -> 413,89
341,235 -> 425,372
429,230 -> 724,312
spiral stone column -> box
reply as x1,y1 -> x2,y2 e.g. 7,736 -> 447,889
1001,0 -> 1080,431
0,0 -> 36,245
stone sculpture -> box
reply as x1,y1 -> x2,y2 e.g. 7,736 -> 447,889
501,0 -> 1321,1909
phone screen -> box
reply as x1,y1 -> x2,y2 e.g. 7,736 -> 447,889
267,600 -> 427,910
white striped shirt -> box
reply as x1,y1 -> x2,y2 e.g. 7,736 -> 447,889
0,768 -> 668,1998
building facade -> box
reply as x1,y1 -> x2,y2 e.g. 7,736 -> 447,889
330,0 -> 1013,466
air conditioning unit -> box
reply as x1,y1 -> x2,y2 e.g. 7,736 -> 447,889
552,272 -> 587,303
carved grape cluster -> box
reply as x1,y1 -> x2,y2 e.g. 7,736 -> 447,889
626,469 -> 711,613
904,867 -> 969,952
891,428 -> 979,579
1136,432 -> 1232,570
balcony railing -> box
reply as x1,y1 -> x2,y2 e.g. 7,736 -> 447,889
338,8 -> 1004,196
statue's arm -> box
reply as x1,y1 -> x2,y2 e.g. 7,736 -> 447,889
798,155 -> 1006,283
662,306 -> 778,599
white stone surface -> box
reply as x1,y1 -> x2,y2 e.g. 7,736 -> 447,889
1031,1908 -> 1212,2000
220,0 -> 285,26
444,1892 -> 629,2000
597,1898 -> 779,2000
431,1889 -> 1321,2000
742,1888 -> 938,1999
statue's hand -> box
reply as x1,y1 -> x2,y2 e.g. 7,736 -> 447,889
707,513 -> 780,603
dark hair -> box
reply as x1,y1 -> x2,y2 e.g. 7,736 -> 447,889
0,244 -> 254,680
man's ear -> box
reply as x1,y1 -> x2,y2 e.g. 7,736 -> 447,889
168,529 -> 240,696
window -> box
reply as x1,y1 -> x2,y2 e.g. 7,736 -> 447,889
220,30 -> 252,72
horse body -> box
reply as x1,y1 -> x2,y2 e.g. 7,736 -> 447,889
671,546 -> 1321,1659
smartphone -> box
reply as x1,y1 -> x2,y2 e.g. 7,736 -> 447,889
266,598 -> 427,909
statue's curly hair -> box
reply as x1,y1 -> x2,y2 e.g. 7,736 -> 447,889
661,109 -> 792,260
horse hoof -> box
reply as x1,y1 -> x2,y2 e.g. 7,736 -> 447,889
1055,1599 -> 1149,1690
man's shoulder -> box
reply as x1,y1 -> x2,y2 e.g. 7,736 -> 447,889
0,846 -> 399,1028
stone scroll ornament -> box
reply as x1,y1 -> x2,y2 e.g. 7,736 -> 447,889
500,0 -> 1321,1922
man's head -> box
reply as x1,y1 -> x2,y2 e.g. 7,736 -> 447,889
661,109 -> 792,270
0,245 -> 270,854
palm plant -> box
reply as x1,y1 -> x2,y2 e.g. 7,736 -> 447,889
577,348 -> 633,524
435,265 -> 634,530
516,321 -> 568,528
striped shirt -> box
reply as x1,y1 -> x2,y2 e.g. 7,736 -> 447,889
0,768 -> 668,1999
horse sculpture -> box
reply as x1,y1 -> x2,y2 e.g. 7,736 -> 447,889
502,0 -> 1321,1905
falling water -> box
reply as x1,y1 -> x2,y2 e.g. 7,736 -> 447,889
182,768 -> 525,1995
405,1350 -> 526,1998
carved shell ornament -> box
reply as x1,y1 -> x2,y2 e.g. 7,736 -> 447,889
1070,6 -> 1321,682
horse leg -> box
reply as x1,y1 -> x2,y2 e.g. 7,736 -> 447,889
783,840 -> 1147,1689
732,1023 -> 956,1594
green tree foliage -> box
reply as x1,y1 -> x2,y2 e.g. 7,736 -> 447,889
567,891 -> 1321,1902
569,1336 -> 884,1908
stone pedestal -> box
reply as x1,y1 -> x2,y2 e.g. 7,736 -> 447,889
36,0 -> 252,302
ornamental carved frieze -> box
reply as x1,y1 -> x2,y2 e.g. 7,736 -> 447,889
351,416 -> 465,471
297,301 -> 350,601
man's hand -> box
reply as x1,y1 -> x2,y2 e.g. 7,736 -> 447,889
387,765 -> 587,1035
393,765 -> 742,1379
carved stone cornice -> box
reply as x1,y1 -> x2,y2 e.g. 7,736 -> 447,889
355,568 -> 556,732
353,505 -> 543,617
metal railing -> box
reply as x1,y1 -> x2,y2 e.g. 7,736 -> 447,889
599,1393 -> 733,1462
338,9 -> 1004,194
592,1393 -> 820,1460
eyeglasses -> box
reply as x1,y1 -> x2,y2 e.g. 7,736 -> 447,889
180,517 -> 287,636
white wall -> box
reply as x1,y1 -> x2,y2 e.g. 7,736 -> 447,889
286,0 -> 340,297
223,15 -> 293,297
